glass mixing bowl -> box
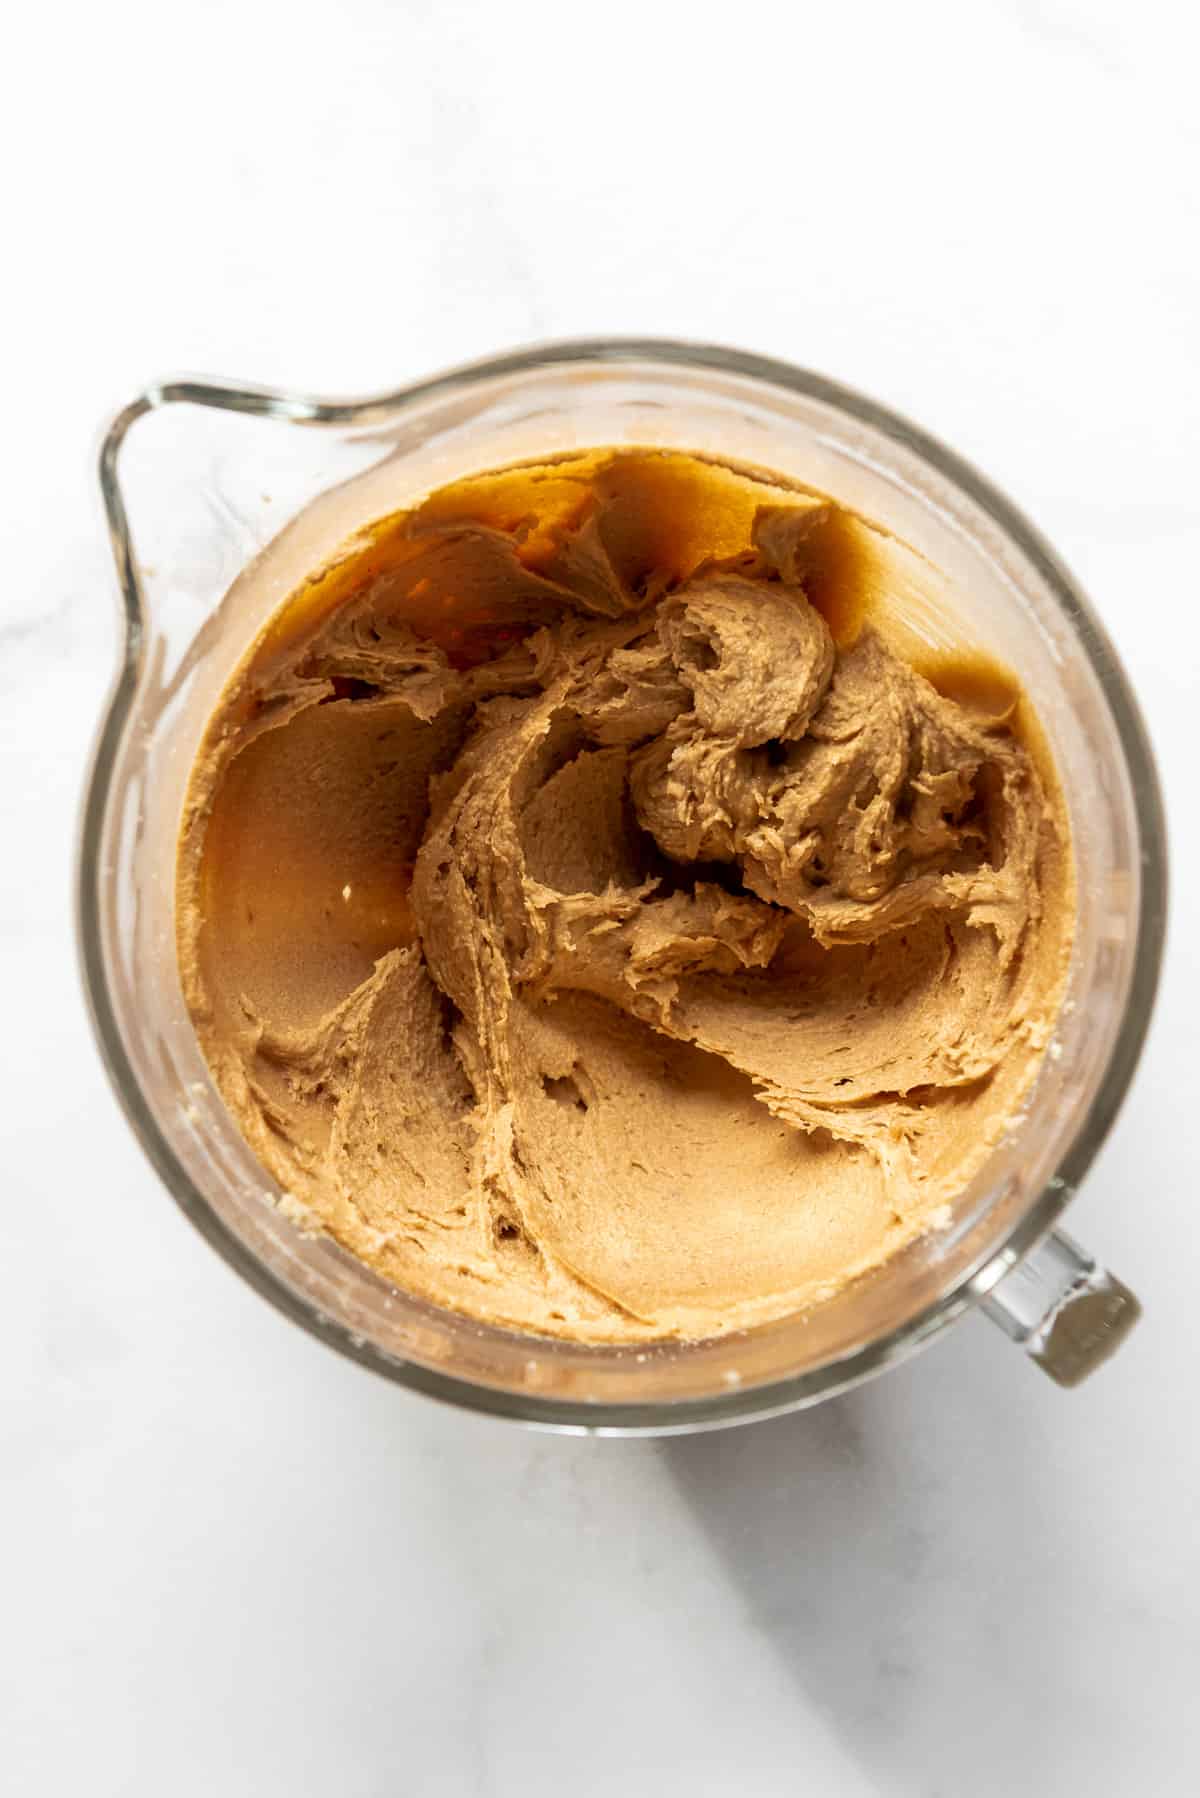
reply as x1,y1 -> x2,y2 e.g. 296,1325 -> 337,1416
79,341 -> 1166,1432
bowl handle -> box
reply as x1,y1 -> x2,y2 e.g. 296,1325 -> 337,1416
980,1227 -> 1140,1386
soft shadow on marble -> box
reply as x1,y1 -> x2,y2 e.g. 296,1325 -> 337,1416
660,1324 -> 1120,1795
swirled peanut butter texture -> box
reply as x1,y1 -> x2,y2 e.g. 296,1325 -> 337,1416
178,449 -> 1072,1341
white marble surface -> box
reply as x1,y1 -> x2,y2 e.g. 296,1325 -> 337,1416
4,2 -> 1199,1791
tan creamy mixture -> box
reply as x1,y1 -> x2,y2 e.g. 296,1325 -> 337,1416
178,449 -> 1072,1341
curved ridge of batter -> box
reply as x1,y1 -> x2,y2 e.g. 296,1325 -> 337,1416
178,448 -> 1072,1341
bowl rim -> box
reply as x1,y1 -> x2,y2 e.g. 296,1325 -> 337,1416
77,336 -> 1169,1434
